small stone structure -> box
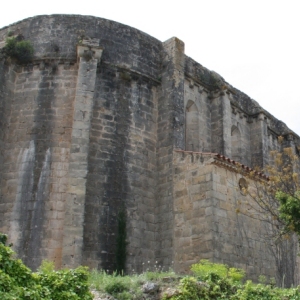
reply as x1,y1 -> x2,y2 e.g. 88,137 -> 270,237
0,15 -> 299,283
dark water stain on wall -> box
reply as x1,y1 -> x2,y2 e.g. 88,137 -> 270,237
83,65 -> 131,271
18,70 -> 54,269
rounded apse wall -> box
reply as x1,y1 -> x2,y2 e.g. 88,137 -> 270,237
0,14 -> 162,79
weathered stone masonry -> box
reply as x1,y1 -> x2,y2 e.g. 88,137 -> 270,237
0,15 -> 299,281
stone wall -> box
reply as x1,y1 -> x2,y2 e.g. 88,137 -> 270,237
183,79 -> 211,153
82,60 -> 159,272
0,15 -> 299,279
0,61 -> 15,239
0,15 -> 165,271
0,61 -> 76,269
172,151 -> 298,283
0,15 -> 162,79
154,37 -> 185,270
184,56 -> 300,168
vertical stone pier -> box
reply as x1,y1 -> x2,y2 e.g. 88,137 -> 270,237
250,112 -> 268,168
156,37 -> 185,268
211,92 -> 232,156
62,43 -> 103,267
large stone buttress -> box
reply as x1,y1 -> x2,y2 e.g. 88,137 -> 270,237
62,42 -> 103,267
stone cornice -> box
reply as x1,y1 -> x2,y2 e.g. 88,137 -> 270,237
174,149 -> 269,180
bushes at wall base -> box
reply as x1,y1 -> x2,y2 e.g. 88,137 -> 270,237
0,233 -> 92,300
232,280 -> 300,300
164,260 -> 300,300
164,277 -> 300,300
163,274 -> 239,300
190,259 -> 245,282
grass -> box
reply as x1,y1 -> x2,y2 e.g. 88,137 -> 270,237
89,269 -> 177,300
87,261 -> 300,300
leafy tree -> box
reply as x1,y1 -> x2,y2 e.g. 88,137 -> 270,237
236,138 -> 300,287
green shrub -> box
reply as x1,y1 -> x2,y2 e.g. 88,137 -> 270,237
37,259 -> 55,274
2,37 -> 34,63
166,274 -> 239,300
89,268 -> 176,300
167,276 -> 207,300
190,259 -> 245,282
164,260 -> 245,300
105,279 -> 129,295
233,280 -> 279,300
0,233 -> 92,300
0,234 -> 36,288
89,270 -> 142,299
0,233 -> 46,299
278,287 -> 300,300
38,266 -> 92,300
233,280 -> 300,300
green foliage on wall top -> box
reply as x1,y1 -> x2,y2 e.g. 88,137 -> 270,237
2,36 -> 34,63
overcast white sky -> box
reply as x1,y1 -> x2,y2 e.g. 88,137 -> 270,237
1,0 -> 299,135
